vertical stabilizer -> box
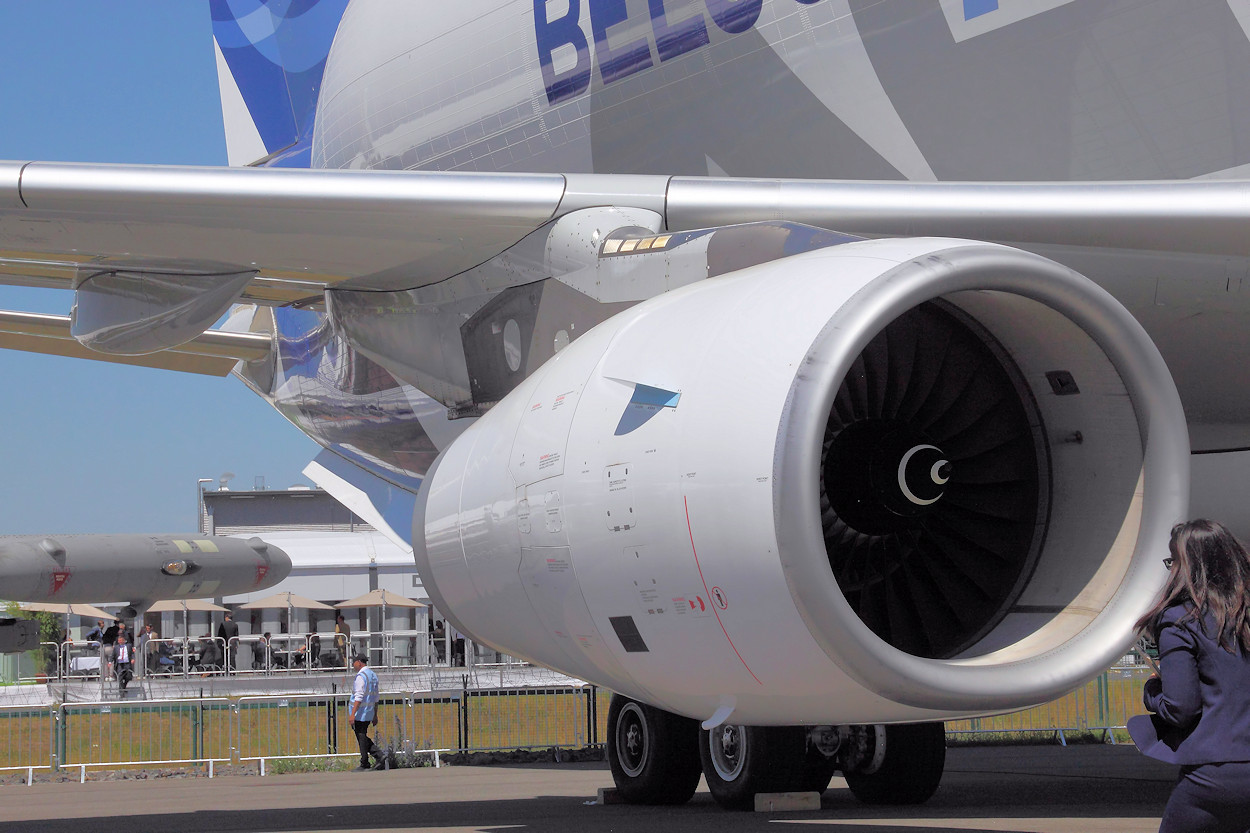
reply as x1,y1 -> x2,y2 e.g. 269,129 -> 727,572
210,0 -> 349,168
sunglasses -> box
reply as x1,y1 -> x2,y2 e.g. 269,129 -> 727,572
1163,557 -> 1175,569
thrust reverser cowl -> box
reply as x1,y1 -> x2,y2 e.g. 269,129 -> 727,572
414,237 -> 1189,727
0,534 -> 291,603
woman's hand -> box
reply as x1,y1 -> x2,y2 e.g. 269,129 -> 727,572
1142,673 -> 1161,709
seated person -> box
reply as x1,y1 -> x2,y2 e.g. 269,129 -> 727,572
253,633 -> 271,669
198,636 -> 222,670
269,634 -> 287,669
155,641 -> 176,672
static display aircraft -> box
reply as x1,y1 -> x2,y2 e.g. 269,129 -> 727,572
1,0 -> 1245,810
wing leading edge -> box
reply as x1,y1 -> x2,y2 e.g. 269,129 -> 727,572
5,162 -> 1250,296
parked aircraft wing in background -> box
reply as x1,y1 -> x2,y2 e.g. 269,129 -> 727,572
0,533 -> 291,604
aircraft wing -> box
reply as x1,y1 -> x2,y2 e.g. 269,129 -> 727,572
0,308 -> 269,375
4,160 -> 1250,371
5,161 -> 1250,297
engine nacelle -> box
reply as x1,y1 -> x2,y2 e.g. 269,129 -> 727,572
414,237 -> 1188,726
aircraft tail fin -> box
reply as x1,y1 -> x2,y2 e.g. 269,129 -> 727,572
210,0 -> 350,168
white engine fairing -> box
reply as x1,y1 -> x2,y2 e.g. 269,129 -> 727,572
413,237 -> 1188,727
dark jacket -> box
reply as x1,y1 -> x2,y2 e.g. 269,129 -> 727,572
217,619 -> 239,656
102,624 -> 119,646
1129,603 -> 1250,764
112,641 -> 135,666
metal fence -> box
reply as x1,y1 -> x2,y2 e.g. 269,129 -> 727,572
0,668 -> 1154,782
0,683 -> 609,781
22,632 -> 502,684
945,665 -> 1152,744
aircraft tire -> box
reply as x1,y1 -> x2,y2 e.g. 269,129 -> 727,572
606,695 -> 701,805
843,722 -> 946,805
699,724 -> 807,810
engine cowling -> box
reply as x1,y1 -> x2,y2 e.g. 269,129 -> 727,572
413,237 -> 1188,726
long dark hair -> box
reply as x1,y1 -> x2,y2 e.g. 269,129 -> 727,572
1136,519 -> 1250,653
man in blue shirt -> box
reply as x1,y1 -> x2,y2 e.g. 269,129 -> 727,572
348,653 -> 382,770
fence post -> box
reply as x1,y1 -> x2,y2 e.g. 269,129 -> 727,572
230,700 -> 241,765
56,706 -> 67,772
585,686 -> 596,747
1096,672 -> 1109,730
191,701 -> 201,763
459,677 -> 470,752
50,706 -> 60,772
326,697 -> 337,755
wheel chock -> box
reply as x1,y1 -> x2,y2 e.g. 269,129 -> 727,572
754,791 -> 821,812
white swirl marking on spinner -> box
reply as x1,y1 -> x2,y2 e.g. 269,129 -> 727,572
898,444 -> 948,506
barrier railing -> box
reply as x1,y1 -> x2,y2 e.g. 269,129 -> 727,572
385,630 -> 432,668
944,665 -> 1153,743
139,637 -> 229,678
0,683 -> 601,779
0,668 -> 1157,782
59,698 -> 233,770
0,704 -> 55,775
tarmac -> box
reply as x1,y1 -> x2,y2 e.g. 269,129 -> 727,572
0,744 -> 1178,833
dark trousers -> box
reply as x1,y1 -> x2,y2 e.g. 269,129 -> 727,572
116,663 -> 132,693
353,720 -> 375,766
1161,760 -> 1250,833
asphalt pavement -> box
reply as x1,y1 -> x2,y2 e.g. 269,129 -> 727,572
0,744 -> 1178,833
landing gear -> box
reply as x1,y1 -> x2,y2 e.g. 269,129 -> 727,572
605,696 -> 946,811
606,694 -> 702,805
697,720 -> 946,810
841,722 -> 946,805
698,724 -> 806,810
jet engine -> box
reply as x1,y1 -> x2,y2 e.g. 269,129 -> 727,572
414,236 -> 1187,727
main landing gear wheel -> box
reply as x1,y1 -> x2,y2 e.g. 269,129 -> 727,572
698,724 -> 807,810
842,722 -> 946,805
606,695 -> 701,805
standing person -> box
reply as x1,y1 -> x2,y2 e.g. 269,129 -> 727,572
136,623 -> 152,676
348,653 -> 381,771
335,614 -> 352,666
113,632 -> 135,697
450,623 -> 465,667
431,620 -> 446,663
217,612 -> 239,673
101,619 -> 120,680
1129,519 -> 1250,833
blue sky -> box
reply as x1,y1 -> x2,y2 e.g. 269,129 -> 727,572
0,4 -> 319,533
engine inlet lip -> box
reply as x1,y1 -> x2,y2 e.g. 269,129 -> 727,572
774,239 -> 1190,712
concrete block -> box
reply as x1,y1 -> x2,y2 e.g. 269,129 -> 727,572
597,787 -> 625,805
754,791 -> 821,812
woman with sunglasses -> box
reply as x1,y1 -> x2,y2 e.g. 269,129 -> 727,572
1130,519 -> 1250,832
